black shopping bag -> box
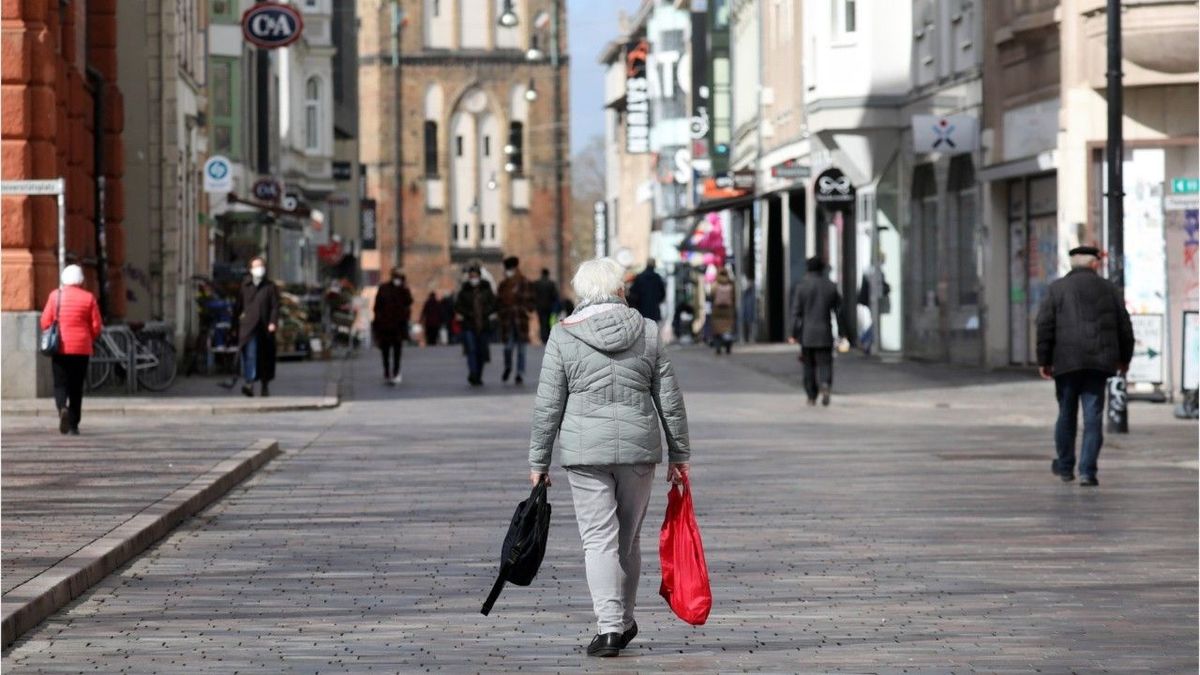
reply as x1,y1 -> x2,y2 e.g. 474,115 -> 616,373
480,477 -> 551,615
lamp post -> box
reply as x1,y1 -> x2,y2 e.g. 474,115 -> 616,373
550,0 -> 564,287
1105,0 -> 1128,433
391,3 -> 408,273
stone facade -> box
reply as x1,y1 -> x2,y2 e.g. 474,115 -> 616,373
357,0 -> 571,299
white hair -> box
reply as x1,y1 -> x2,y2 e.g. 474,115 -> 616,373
60,264 -> 84,286
571,257 -> 626,304
1070,253 -> 1099,269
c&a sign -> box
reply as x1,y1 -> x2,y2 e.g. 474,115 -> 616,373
242,3 -> 304,50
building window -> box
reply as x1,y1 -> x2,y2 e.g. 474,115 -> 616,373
912,164 -> 938,308
209,59 -> 238,158
506,122 -> 524,175
833,0 -> 857,38
949,155 -> 978,306
456,135 -> 464,157
424,121 -> 438,176
305,77 -> 321,151
483,135 -> 491,157
433,0 -> 440,16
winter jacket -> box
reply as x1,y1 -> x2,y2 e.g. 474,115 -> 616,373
528,298 -> 690,472
629,269 -> 666,321
234,277 -> 280,349
40,286 -> 102,355
790,273 -> 844,348
709,277 -> 737,336
1035,267 -> 1134,376
374,281 -> 414,338
532,276 -> 560,313
497,272 -> 535,343
454,280 -> 497,334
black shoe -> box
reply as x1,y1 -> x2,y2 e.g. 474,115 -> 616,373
1080,475 -> 1099,487
515,374 -> 524,385
68,427 -> 80,436
1051,460 -> 1075,482
241,384 -> 254,397
260,383 -> 270,397
469,376 -> 483,387
502,367 -> 512,382
820,385 -> 831,407
587,632 -> 622,657
59,408 -> 70,435
619,622 -> 638,649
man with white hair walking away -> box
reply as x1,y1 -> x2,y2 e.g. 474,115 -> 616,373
40,264 -> 103,435
528,257 -> 692,657
1036,245 -> 1134,487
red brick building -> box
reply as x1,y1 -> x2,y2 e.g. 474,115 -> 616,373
2,0 -> 125,316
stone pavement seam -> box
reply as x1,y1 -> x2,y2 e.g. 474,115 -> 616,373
0,438 -> 282,649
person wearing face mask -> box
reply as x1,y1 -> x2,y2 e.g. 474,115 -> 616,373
373,267 -> 413,385
496,256 -> 535,385
454,262 -> 498,386
233,256 -> 279,397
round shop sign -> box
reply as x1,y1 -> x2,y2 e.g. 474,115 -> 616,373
242,3 -> 304,49
202,155 -> 232,193
252,178 -> 282,202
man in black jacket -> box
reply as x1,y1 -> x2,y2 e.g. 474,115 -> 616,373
789,257 -> 847,407
1036,246 -> 1134,487
629,259 -> 666,322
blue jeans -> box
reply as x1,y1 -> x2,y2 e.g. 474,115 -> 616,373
463,329 -> 489,380
1054,370 -> 1108,478
241,333 -> 258,382
504,331 -> 526,376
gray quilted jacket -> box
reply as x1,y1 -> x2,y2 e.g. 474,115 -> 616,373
529,298 -> 690,472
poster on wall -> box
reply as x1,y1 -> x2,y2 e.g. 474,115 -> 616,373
625,39 -> 650,154
1183,311 -> 1199,391
1128,313 -> 1165,385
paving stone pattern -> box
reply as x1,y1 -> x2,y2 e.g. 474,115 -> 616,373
3,345 -> 1196,672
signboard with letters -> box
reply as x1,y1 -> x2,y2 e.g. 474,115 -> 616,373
593,201 -> 608,258
625,39 -> 650,155
251,178 -> 281,202
242,3 -> 304,50
332,161 -> 353,181
1128,313 -> 1165,385
1170,177 -> 1199,194
912,114 -> 979,154
771,160 -> 810,180
360,198 -> 377,250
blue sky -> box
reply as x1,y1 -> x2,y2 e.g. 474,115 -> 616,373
569,0 -> 642,154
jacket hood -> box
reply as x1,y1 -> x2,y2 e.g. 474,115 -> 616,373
562,299 -> 645,353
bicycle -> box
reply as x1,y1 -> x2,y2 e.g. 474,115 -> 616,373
86,322 -> 178,392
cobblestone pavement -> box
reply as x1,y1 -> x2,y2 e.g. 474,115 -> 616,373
3,344 -> 1196,672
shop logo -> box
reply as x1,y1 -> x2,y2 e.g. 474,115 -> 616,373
252,178 -> 281,202
242,3 -> 304,49
931,118 -> 957,149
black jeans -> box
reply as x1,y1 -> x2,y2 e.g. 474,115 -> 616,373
537,309 -> 552,345
801,347 -> 833,401
378,337 -> 403,378
1054,369 -> 1108,478
52,354 -> 89,428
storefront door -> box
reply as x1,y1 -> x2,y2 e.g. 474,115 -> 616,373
1008,173 -> 1058,365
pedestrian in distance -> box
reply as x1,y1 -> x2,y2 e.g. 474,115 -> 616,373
709,268 -> 737,355
420,291 -> 443,346
1036,245 -> 1134,487
440,293 -> 459,344
532,268 -> 560,345
528,257 -> 692,658
628,258 -> 666,322
789,257 -> 848,407
497,256 -> 535,384
374,267 -> 413,385
234,256 -> 279,398
40,264 -> 102,435
455,262 -> 498,386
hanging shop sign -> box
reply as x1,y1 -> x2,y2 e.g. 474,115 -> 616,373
242,2 -> 304,50
701,170 -> 754,201
814,167 -> 854,205
625,39 -> 650,155
771,159 -> 811,180
912,114 -> 979,154
203,155 -> 232,193
251,177 -> 282,202
593,201 -> 608,259
360,198 -> 377,250
332,161 -> 353,181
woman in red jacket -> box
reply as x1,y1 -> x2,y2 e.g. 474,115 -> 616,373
40,264 -> 103,435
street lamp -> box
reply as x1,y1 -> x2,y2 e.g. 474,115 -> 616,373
487,173 -> 498,191
524,79 -> 538,101
525,35 -> 544,61
498,0 -> 518,27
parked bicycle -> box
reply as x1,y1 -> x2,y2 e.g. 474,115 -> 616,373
86,322 -> 178,392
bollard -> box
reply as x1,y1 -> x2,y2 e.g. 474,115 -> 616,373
1106,375 -> 1128,433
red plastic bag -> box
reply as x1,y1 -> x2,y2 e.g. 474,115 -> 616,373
659,475 -> 712,625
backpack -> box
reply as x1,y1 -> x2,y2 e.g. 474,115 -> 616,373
713,283 -> 734,308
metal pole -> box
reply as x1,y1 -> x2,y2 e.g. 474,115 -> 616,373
551,0 -> 564,285
392,4 -> 404,272
88,67 -> 110,319
1106,0 -> 1128,433
57,188 -> 66,277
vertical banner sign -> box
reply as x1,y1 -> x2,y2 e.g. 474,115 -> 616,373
625,39 -> 650,154
360,198 -> 377,250
593,201 -> 608,258
689,7 -> 710,163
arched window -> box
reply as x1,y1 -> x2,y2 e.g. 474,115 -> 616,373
506,122 -> 524,175
424,84 -> 444,177
304,77 -> 321,151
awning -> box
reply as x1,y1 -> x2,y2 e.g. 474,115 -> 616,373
655,193 -> 758,228
978,150 -> 1057,183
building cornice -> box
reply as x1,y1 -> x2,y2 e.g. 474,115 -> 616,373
358,52 -> 570,68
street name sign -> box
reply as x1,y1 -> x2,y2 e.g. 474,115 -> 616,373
1,178 -> 65,195
1170,177 -> 1199,194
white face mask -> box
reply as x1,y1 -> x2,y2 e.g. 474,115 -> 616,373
392,278 -> 402,286
504,270 -> 516,278
250,266 -> 265,280
469,278 -> 481,287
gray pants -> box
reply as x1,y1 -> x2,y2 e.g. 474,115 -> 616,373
565,463 -> 656,634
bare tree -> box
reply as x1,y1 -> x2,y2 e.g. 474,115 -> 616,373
570,134 -> 606,264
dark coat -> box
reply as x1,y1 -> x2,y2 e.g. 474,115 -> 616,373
629,268 -> 666,321
709,278 -> 737,336
790,273 -> 843,348
454,280 -> 498,334
497,272 -> 535,343
532,276 -> 559,313
374,281 -> 414,340
420,294 -> 443,330
235,278 -> 279,349
1035,268 -> 1134,376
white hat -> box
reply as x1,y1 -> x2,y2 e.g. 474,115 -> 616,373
60,264 -> 84,286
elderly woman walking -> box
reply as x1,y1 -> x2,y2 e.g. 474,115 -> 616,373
40,264 -> 103,435
528,257 -> 692,657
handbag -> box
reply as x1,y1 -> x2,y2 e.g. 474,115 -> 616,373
39,285 -> 63,356
659,474 -> 712,625
481,476 -> 551,615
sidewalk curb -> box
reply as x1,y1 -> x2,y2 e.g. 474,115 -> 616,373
0,439 -> 282,649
